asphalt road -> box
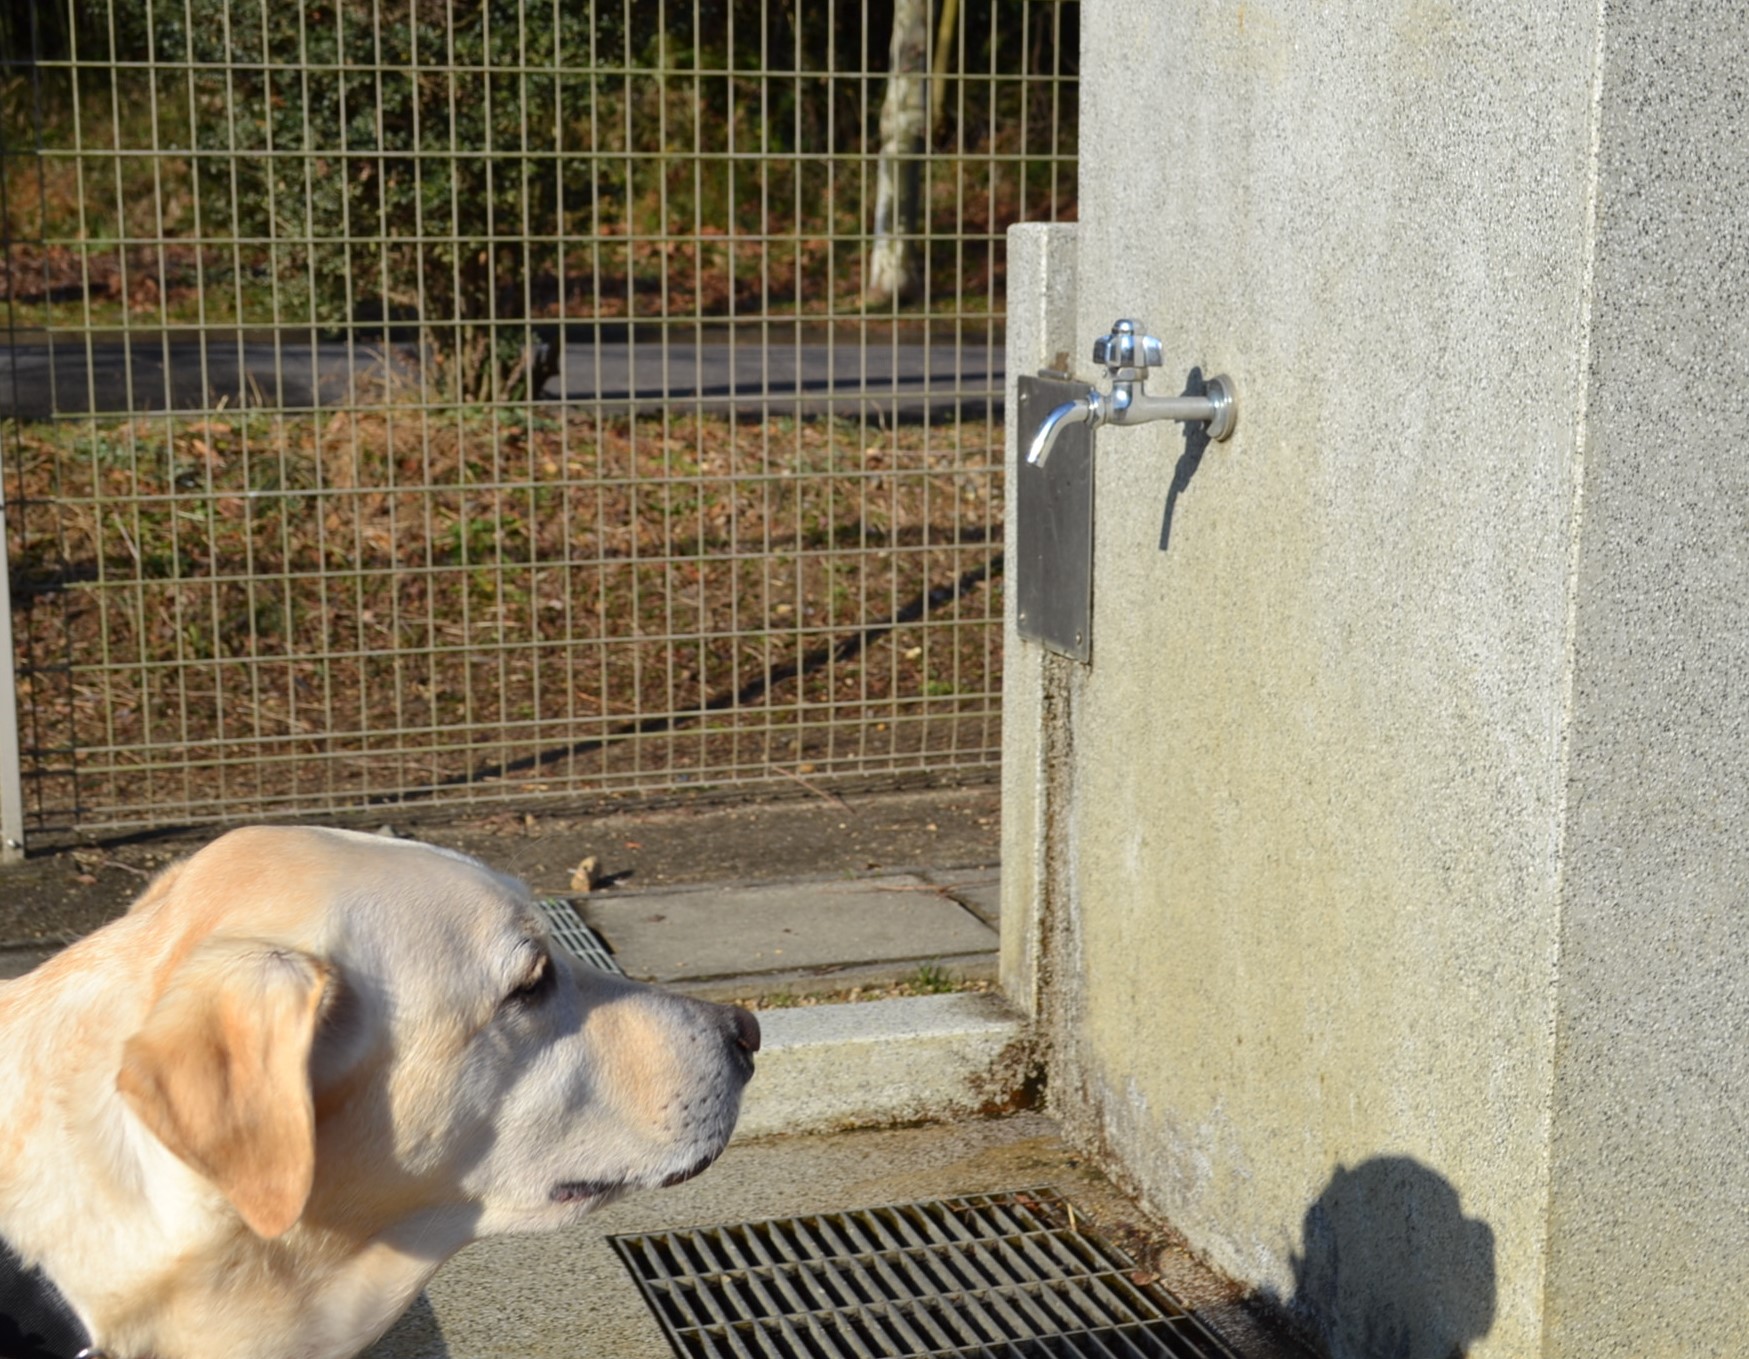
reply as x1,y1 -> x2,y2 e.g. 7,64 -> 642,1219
0,335 -> 1003,423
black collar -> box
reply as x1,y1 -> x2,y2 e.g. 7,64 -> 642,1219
0,1233 -> 93,1359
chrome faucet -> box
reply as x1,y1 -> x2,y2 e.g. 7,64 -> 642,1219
1026,319 -> 1237,466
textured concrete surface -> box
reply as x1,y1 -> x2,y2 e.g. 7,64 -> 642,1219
734,992 -> 1029,1139
1543,7 -> 1749,1355
1009,3 -> 1749,1357
364,1113 -> 1312,1359
931,866 -> 1001,928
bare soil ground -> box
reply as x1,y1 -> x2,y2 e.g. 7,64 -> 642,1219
5,407 -> 1004,836
0,781 -> 1001,948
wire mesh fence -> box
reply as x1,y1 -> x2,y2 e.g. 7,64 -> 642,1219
0,0 -> 1077,847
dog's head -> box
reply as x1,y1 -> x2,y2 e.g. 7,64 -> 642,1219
113,826 -> 757,1243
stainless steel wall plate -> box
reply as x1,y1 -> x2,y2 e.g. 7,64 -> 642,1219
1017,374 -> 1095,663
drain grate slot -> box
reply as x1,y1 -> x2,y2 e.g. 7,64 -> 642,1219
534,897 -> 623,975
612,1188 -> 1240,1358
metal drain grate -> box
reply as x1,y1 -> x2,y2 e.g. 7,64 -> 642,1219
534,898 -> 623,975
611,1188 -> 1240,1358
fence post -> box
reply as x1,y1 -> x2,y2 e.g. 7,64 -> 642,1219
0,457 -> 25,863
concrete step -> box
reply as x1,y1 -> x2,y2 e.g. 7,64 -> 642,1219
565,867 -> 1025,1136
735,990 -> 1031,1139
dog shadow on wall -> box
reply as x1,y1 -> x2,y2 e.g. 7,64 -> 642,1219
1274,1156 -> 1497,1359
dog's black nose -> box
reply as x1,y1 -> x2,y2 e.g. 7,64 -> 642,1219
729,1005 -> 761,1055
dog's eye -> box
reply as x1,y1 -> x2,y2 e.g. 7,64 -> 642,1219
507,954 -> 556,1005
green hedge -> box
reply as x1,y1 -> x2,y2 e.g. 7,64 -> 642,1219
145,0 -> 594,401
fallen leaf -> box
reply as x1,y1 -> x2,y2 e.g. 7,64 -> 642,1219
569,855 -> 603,892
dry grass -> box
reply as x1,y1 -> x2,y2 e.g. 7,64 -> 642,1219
5,406 -> 1005,831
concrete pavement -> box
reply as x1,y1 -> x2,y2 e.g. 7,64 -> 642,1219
574,869 -> 999,1000
364,1113 -> 1309,1359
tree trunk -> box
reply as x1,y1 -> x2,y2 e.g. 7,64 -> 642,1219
866,0 -> 929,306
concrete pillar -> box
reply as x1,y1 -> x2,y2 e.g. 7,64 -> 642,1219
1545,7 -> 1749,1354
1000,222 -> 1080,1020
1003,5 -> 1749,1356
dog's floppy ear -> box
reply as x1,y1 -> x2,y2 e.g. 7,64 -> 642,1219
118,938 -> 330,1238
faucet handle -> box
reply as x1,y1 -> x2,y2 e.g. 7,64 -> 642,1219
1091,319 -> 1163,375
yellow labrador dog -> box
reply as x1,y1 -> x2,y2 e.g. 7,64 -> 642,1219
0,826 -> 758,1359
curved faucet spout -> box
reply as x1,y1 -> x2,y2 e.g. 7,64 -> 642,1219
1026,391 -> 1106,466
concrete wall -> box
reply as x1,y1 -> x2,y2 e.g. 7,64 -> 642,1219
1005,4 -> 1749,1357
1545,7 -> 1749,1355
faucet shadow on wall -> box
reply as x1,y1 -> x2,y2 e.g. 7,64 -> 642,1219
1157,367 -> 1213,555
